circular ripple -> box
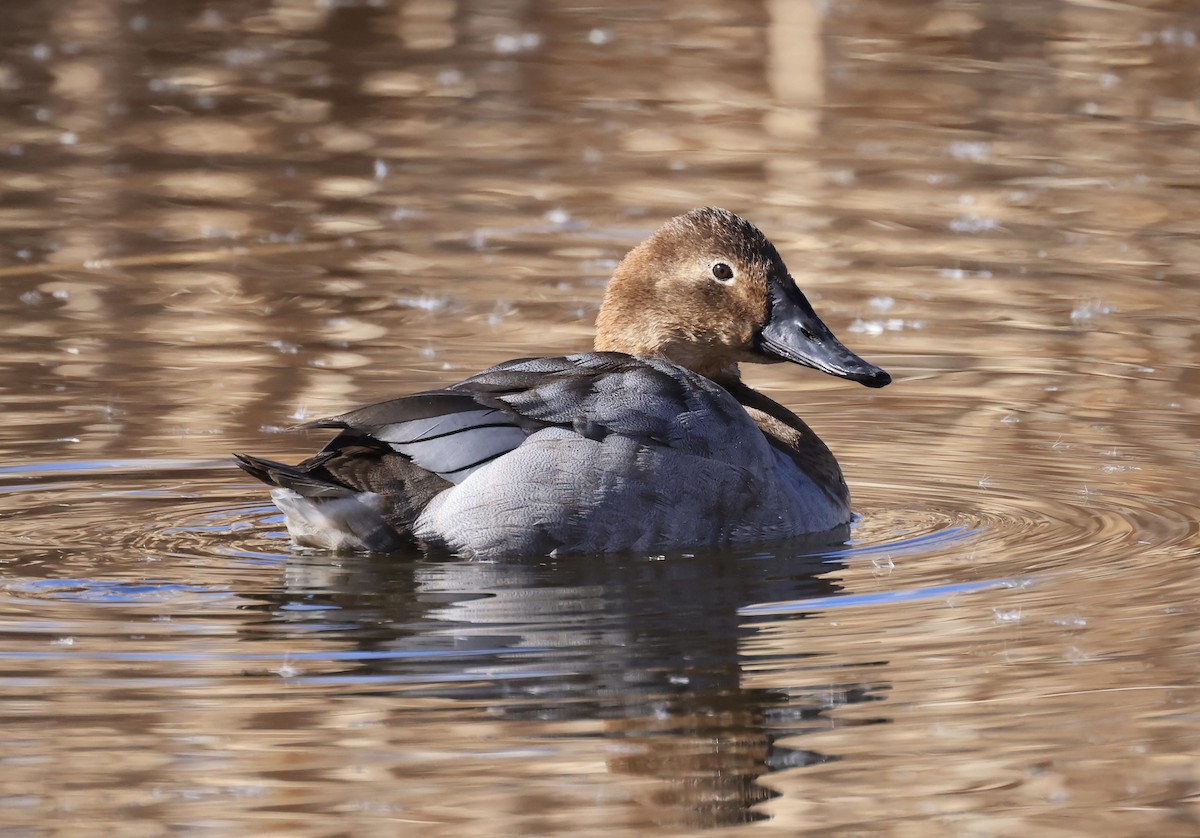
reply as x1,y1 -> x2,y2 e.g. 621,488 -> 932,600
3,458 -> 1196,580
847,477 -> 1200,581
0,458 -> 285,561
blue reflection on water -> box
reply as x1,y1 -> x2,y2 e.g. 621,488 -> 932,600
739,576 -> 1033,616
6,578 -> 225,602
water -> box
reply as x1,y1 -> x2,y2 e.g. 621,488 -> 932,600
2,0 -> 1200,834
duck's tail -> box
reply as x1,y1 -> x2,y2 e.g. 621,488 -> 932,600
233,452 -> 353,499
236,452 -> 411,551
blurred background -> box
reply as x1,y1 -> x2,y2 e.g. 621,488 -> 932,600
1,0 -> 1199,835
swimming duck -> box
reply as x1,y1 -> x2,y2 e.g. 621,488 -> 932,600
236,207 -> 890,558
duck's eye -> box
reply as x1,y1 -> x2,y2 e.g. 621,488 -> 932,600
711,262 -> 734,282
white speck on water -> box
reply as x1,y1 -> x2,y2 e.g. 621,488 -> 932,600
588,28 -> 613,46
273,660 -> 300,679
288,406 -> 308,421
396,295 -> 447,311
419,346 -> 436,359
437,68 -> 464,86
1081,101 -> 1099,115
129,14 -> 147,32
268,340 -> 298,354
1070,300 -> 1115,322
488,300 -> 514,326
52,637 -> 75,646
1001,414 -> 1020,425
1045,385 -> 1059,392
493,32 -> 541,54
949,215 -> 998,234
544,207 -> 570,226
31,43 -> 51,61
65,346 -> 80,355
848,319 -> 883,337
372,159 -> 389,180
57,437 -> 81,443
849,317 -> 921,335
1154,26 -> 1197,47
993,608 -> 1022,623
978,473 -> 992,488
868,296 -> 894,312
938,266 -> 992,280
59,132 -> 78,146
1099,72 -> 1119,88
827,168 -> 856,186
949,140 -> 989,162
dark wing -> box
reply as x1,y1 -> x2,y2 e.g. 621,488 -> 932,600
308,392 -> 532,484
239,352 -> 749,497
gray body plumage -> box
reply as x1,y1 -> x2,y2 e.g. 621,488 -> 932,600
239,352 -> 850,559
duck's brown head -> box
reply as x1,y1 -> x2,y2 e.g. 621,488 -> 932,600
595,207 -> 891,387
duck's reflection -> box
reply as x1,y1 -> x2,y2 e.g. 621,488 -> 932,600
255,535 -> 889,827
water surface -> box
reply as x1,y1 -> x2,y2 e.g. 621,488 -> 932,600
2,0 -> 1200,835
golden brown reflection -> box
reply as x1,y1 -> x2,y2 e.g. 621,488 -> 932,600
1,0 -> 1200,834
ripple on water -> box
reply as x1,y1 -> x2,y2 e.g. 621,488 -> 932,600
0,458 -> 284,561
0,456 -> 1196,693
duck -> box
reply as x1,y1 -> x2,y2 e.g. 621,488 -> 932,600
235,207 -> 891,558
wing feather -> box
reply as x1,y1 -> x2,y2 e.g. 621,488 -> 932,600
284,352 -> 753,488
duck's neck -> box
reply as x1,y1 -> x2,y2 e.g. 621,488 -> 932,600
592,326 -> 742,382
720,376 -> 805,436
